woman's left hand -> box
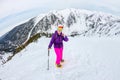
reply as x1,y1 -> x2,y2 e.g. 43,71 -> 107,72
62,33 -> 65,37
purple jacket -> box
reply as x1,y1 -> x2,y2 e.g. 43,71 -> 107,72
48,31 -> 69,48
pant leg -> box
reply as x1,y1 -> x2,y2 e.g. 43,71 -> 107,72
60,47 -> 63,61
54,48 -> 61,64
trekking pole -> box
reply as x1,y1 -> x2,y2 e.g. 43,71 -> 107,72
47,49 -> 50,70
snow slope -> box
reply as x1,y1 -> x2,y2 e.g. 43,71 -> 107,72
0,36 -> 120,80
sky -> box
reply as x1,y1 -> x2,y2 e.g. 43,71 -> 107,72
0,0 -> 120,35
0,0 -> 120,18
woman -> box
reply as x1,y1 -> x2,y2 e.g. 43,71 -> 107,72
48,25 -> 69,68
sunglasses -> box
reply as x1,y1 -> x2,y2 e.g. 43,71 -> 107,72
58,27 -> 63,31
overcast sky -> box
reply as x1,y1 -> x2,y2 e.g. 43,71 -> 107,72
0,0 -> 120,35
0,0 -> 120,18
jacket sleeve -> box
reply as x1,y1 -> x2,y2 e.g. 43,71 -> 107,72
63,36 -> 69,42
48,34 -> 55,48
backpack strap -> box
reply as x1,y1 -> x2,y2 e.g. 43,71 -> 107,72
53,31 -> 58,42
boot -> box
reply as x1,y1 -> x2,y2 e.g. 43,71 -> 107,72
61,59 -> 64,63
56,64 -> 62,68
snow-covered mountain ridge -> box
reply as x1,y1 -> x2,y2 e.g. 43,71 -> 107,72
0,8 -> 120,60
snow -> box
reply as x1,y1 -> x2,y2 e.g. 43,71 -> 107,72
0,36 -> 120,80
34,14 -> 47,26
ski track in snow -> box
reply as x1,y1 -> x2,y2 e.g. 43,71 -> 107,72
0,37 -> 120,80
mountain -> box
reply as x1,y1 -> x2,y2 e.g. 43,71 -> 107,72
0,8 -> 120,80
0,8 -> 120,60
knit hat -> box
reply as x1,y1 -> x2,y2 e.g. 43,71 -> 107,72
58,25 -> 63,28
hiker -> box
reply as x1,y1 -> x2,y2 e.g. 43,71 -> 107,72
48,25 -> 69,68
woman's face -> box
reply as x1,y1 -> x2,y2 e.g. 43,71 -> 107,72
58,27 -> 63,32
57,30 -> 62,34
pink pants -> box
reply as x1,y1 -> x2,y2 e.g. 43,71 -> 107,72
54,48 -> 63,64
